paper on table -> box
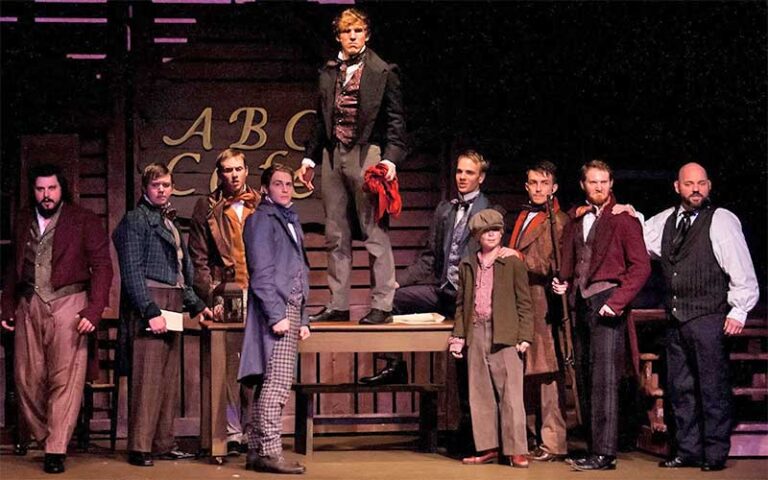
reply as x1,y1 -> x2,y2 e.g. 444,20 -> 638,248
392,312 -> 446,324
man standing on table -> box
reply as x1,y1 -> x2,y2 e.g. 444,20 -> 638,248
1,164 -> 113,474
299,7 -> 407,325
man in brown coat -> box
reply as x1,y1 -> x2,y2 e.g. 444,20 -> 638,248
1,164 -> 113,474
188,149 -> 260,455
507,161 -> 570,461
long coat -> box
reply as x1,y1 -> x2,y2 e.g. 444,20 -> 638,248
237,201 -> 309,383
452,250 -> 534,348
397,192 -> 496,287
509,206 -> 569,375
187,185 -> 260,303
304,48 -> 407,166
560,194 -> 651,314
1,203 -> 113,327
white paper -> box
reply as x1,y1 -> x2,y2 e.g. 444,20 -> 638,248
160,309 -> 184,332
392,312 -> 446,324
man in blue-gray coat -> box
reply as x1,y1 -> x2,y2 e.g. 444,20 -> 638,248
239,164 -> 311,475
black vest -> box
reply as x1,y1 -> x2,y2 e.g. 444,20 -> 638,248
660,206 -> 728,322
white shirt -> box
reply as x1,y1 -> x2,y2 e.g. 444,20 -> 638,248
642,206 -> 759,324
521,211 -> 538,232
229,200 -> 244,222
582,202 -> 607,242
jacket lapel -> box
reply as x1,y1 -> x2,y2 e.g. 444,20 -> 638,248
358,52 -> 386,136
518,214 -> 547,250
207,197 -> 234,265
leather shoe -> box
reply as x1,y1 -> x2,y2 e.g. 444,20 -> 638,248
701,461 -> 726,471
529,447 -> 565,462
227,440 -> 242,456
247,454 -> 306,474
359,309 -> 393,325
155,449 -> 196,460
571,454 -> 617,471
128,451 -> 154,467
462,449 -> 498,464
359,361 -> 407,385
14,442 -> 28,456
309,308 -> 349,322
659,456 -> 700,468
43,454 -> 65,474
510,454 -> 529,468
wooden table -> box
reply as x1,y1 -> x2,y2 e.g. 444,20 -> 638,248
199,320 -> 453,463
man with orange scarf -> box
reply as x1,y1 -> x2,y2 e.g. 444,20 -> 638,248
507,161 -> 569,462
189,148 -> 260,456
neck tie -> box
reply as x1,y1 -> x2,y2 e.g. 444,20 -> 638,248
671,210 -> 694,255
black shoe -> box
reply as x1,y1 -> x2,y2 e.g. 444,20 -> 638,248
227,441 -> 242,456
309,308 -> 349,322
571,454 -> 617,471
14,443 -> 28,456
128,451 -> 154,467
359,309 -> 393,325
43,454 -> 65,474
359,361 -> 407,385
529,447 -> 565,462
155,449 -> 196,460
659,456 -> 700,468
701,461 -> 726,472
247,454 -> 305,474
564,452 -> 588,466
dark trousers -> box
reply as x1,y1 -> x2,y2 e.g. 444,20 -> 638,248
574,288 -> 626,456
664,313 -> 731,464
374,284 -> 456,364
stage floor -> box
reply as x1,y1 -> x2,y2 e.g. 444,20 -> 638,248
1,436 -> 767,480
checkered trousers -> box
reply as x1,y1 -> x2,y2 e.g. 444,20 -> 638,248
247,289 -> 302,456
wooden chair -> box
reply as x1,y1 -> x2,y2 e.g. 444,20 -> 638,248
77,319 -> 119,452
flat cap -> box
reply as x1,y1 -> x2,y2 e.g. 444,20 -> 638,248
468,208 -> 504,236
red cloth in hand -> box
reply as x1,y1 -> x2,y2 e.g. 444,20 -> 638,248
362,164 -> 402,221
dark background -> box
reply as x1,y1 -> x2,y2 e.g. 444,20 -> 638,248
2,1 -> 766,294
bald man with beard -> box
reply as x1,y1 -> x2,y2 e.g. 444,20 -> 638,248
634,163 -> 759,472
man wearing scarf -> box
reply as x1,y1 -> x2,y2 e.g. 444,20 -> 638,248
113,162 -> 214,467
507,161 -> 570,462
188,149 -> 260,456
298,7 -> 407,326
238,164 -> 311,475
1,164 -> 112,474
552,160 -> 650,471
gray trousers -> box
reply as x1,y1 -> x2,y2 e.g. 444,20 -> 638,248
14,292 -> 88,454
467,321 -> 528,455
247,302 -> 301,457
225,332 -> 252,443
321,144 -> 396,311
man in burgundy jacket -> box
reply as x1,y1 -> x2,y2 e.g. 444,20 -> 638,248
1,164 -> 113,474
552,160 -> 650,471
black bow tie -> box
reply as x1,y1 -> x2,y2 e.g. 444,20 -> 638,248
521,202 -> 546,213
451,198 -> 475,209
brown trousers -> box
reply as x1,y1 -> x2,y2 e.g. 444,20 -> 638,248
127,288 -> 182,454
525,372 -> 568,454
467,321 -> 527,456
14,292 -> 88,454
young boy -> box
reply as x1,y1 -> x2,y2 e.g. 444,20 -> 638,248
449,209 -> 534,468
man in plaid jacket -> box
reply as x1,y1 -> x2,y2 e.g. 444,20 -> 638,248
113,162 -> 213,467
